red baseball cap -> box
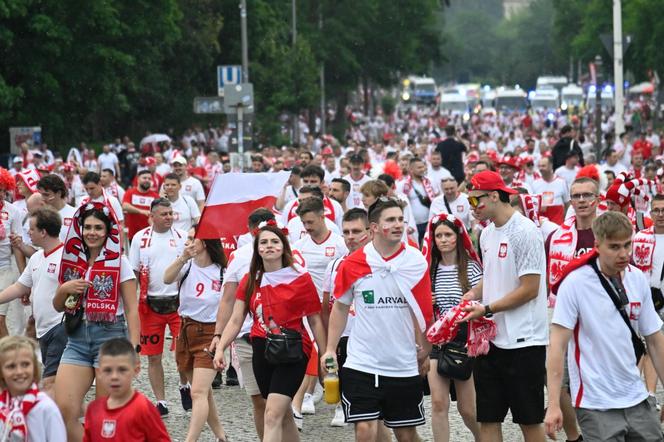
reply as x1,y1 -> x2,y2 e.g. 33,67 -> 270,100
470,170 -> 517,194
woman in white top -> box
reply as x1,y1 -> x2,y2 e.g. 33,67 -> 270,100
164,228 -> 228,442
427,215 -> 482,442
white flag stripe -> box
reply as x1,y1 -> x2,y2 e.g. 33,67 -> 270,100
205,171 -> 290,206
260,266 -> 303,287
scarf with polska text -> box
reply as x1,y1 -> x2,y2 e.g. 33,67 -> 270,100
0,383 -> 40,442
59,202 -> 122,322
402,175 -> 436,201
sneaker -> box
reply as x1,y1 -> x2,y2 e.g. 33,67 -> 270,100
212,372 -> 223,389
225,366 -> 239,386
179,386 -> 192,411
312,382 -> 324,403
302,393 -> 315,415
292,409 -> 303,432
156,402 -> 169,417
330,404 -> 347,427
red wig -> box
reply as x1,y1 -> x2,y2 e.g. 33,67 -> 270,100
0,168 -> 16,192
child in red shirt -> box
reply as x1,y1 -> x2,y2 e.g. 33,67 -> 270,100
83,338 -> 170,442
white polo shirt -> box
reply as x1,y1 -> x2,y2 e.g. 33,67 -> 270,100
177,261 -> 223,323
294,231 -> 348,297
129,227 -> 187,297
554,263 -> 662,409
479,211 -> 549,349
170,195 -> 201,232
17,244 -> 64,338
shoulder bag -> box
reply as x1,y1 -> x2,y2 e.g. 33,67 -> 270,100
261,274 -> 304,365
651,262 -> 664,311
590,259 -> 646,364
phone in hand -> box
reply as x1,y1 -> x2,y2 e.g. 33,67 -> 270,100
203,348 -> 215,359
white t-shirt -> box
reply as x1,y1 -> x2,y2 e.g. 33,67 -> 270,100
180,176 -> 206,204
323,257 -> 354,338
58,205 -> 77,242
554,166 -> 579,189
223,243 -> 254,336
98,152 -> 119,172
336,245 -> 423,377
553,263 -> 662,409
0,201 -> 22,268
427,166 -> 453,195
399,180 -> 431,224
17,244 -> 64,337
479,211 -> 549,349
287,217 -> 340,245
177,261 -> 223,323
532,177 -> 570,208
281,197 -> 344,230
25,392 -> 67,442
85,193 -> 124,223
129,227 -> 187,297
428,193 -> 471,229
294,232 -> 348,297
649,235 -> 664,290
171,195 -> 201,232
342,173 -> 371,209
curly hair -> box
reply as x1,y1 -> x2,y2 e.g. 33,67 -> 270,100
0,168 -> 16,192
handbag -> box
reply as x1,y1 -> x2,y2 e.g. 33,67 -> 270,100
63,306 -> 84,335
590,259 -> 646,364
147,295 -> 180,315
265,327 -> 304,365
651,262 -> 664,311
413,186 -> 432,208
437,323 -> 474,380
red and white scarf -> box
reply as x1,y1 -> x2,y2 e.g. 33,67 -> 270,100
59,202 -> 123,322
105,182 -> 121,199
286,197 -> 337,224
334,242 -> 432,330
519,194 -> 542,228
633,226 -> 656,273
547,216 -> 578,288
402,175 -> 436,201
426,300 -> 496,356
15,170 -> 40,193
0,383 -> 40,441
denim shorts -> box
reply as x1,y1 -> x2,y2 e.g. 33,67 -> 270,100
60,316 -> 128,368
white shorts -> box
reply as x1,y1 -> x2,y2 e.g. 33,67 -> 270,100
235,337 -> 260,396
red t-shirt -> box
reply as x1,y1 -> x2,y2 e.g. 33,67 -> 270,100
131,173 -> 163,194
236,273 -> 316,356
83,391 -> 170,442
122,188 -> 159,240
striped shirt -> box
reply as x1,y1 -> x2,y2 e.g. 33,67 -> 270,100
432,261 -> 482,317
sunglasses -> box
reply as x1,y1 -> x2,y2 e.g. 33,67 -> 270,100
367,196 -> 401,216
468,193 -> 489,208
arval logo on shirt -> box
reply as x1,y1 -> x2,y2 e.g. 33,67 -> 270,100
361,290 -> 375,304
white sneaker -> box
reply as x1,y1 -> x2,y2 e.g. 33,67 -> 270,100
302,393 -> 316,415
292,408 -> 303,432
330,404 -> 347,427
312,381 -> 324,403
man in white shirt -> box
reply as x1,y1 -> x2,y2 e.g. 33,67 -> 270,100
281,166 -> 343,229
170,156 -> 205,211
328,178 -> 350,213
427,151 -> 452,195
100,168 -> 125,202
0,207 -> 66,397
545,211 -> 664,441
429,177 -> 471,229
463,170 -> 548,441
129,198 -> 188,416
343,154 -> 371,209
162,173 -> 200,232
398,157 -> 437,242
37,175 -> 77,243
97,144 -> 121,180
601,148 -> 628,176
286,187 -> 341,243
533,157 -> 570,225
554,151 -> 581,189
323,198 -> 431,441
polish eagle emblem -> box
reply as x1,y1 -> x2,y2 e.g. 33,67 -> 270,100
92,273 -> 114,299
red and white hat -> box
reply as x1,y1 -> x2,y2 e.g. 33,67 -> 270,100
605,172 -> 653,208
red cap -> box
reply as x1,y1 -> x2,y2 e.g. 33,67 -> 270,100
144,157 -> 156,166
470,170 -> 517,194
321,146 -> 333,156
498,156 -> 520,169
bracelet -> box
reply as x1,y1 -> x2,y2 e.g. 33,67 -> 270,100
213,333 -> 221,338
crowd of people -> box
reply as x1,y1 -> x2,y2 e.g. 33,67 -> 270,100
0,100 -> 664,441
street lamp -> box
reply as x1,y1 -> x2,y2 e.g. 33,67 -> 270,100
595,54 -> 603,160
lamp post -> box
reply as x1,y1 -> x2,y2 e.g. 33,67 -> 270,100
595,54 -> 603,160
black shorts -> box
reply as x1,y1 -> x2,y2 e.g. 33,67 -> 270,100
251,338 -> 307,399
474,344 -> 545,425
38,323 -> 67,378
341,367 -> 425,428
337,336 -> 349,368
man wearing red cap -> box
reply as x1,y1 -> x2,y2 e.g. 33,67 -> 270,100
462,170 -> 548,442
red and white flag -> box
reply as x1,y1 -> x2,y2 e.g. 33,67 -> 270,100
259,267 -> 321,324
333,243 -> 433,330
196,172 -> 290,247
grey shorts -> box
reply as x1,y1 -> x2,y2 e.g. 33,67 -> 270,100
38,323 -> 67,378
576,396 -> 664,442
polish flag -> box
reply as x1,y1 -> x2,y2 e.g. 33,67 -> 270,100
196,172 -> 290,248
333,242 -> 433,330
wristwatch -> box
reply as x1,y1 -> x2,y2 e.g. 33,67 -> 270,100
135,344 -> 142,354
483,304 -> 494,318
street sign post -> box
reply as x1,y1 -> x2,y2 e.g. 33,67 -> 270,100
193,97 -> 224,114
224,83 -> 254,171
217,65 -> 242,97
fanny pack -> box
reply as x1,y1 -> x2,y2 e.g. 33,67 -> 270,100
437,323 -> 474,380
147,295 -> 179,315
265,327 -> 304,365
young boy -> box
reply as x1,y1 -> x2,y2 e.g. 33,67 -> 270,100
83,338 -> 171,441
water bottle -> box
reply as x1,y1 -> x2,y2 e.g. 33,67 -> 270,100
323,356 -> 340,404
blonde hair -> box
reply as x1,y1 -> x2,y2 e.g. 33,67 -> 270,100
0,336 -> 40,389
360,180 -> 389,198
592,211 -> 633,242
